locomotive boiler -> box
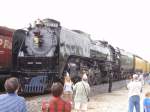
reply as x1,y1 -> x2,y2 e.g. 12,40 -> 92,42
12,19 -> 115,93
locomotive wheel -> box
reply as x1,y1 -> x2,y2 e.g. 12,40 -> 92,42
88,75 -> 96,86
88,69 -> 102,86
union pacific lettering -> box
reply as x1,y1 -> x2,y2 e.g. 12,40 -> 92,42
0,38 -> 12,50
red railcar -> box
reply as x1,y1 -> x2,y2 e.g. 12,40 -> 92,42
0,26 -> 14,79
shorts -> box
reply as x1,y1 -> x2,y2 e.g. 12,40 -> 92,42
63,91 -> 73,101
74,102 -> 87,111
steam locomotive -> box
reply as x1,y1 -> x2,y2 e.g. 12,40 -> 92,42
9,18 -> 150,93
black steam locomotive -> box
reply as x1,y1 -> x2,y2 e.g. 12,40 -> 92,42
11,19 -> 133,93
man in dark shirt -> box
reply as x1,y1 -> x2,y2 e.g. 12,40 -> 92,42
108,72 -> 113,93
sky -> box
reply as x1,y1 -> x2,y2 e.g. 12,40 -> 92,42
0,0 -> 150,61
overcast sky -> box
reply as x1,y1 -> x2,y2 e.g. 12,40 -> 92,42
0,0 -> 150,61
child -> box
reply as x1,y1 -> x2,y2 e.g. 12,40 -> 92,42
63,72 -> 73,104
143,92 -> 150,112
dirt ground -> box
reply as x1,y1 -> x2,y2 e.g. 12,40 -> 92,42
72,83 -> 150,112
26,80 -> 150,112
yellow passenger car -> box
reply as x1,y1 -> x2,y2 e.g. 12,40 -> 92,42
146,61 -> 150,73
134,56 -> 147,73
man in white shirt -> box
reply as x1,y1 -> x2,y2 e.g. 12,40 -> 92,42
127,74 -> 142,112
73,73 -> 90,112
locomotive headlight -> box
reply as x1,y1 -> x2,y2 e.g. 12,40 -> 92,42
33,36 -> 39,45
27,62 -> 33,64
35,62 -> 42,64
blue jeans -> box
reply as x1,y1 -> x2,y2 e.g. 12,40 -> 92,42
128,95 -> 140,112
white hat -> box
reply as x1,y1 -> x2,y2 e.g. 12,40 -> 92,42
82,74 -> 88,80
133,74 -> 138,79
